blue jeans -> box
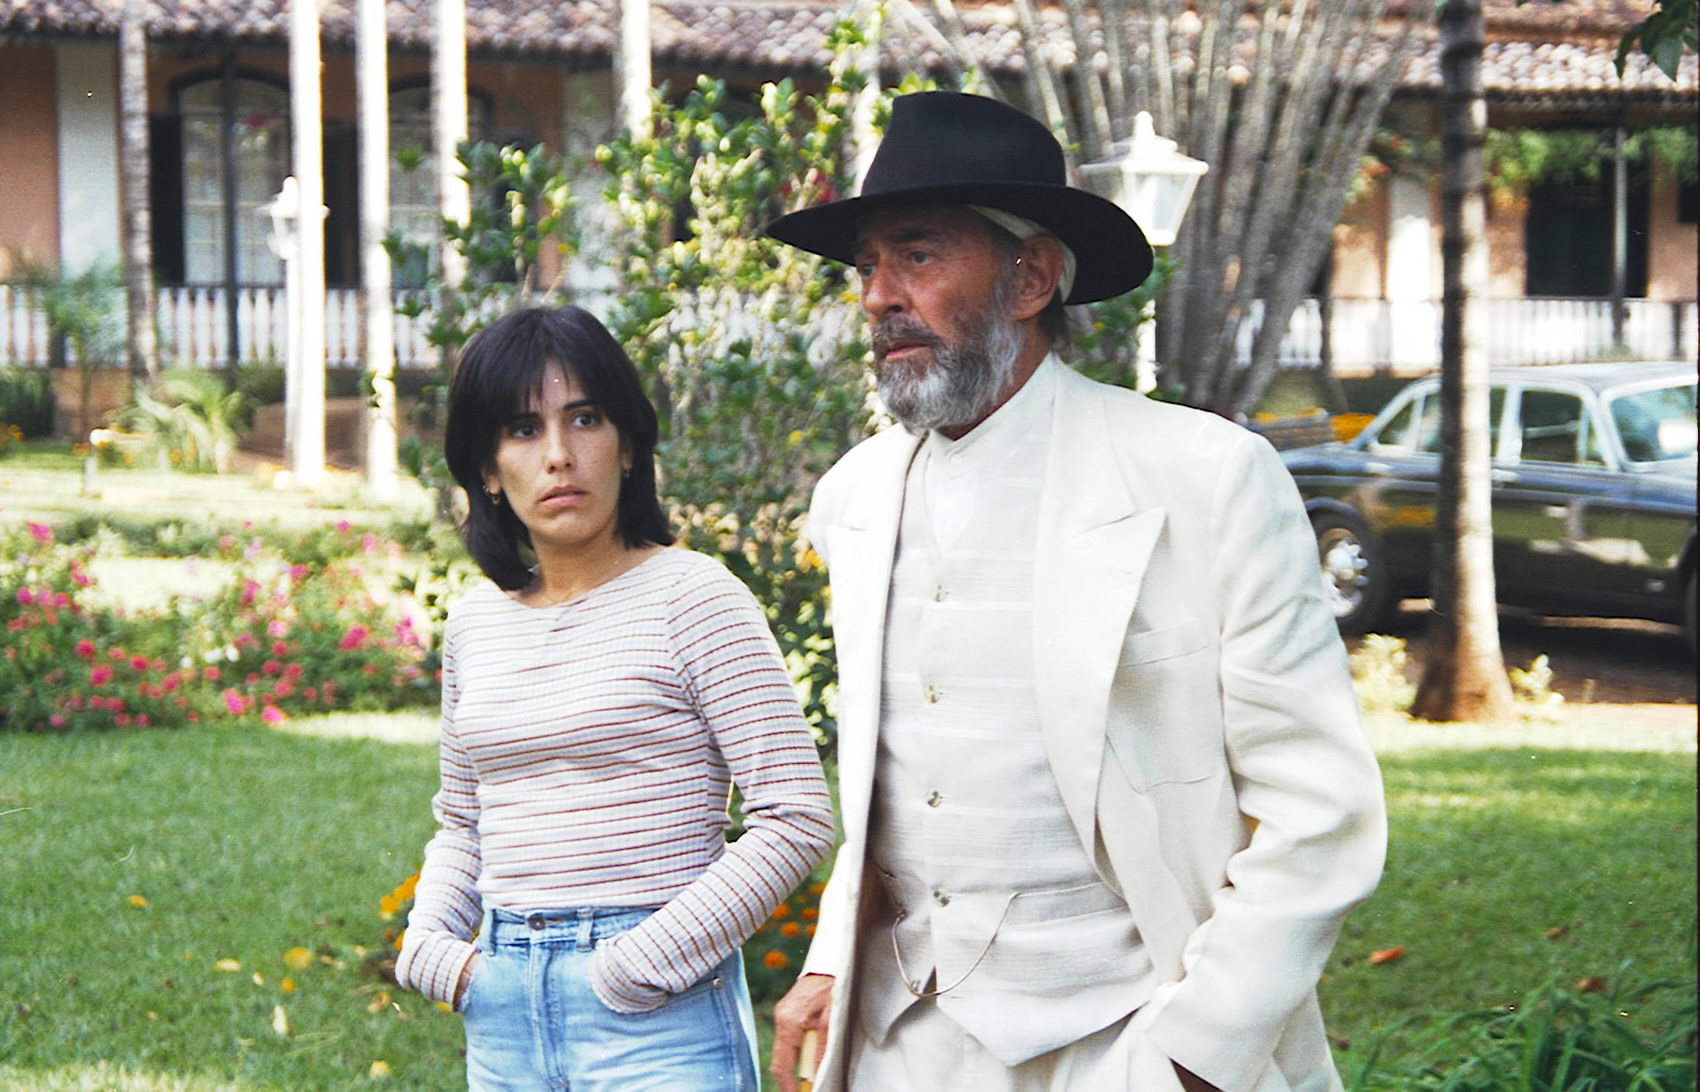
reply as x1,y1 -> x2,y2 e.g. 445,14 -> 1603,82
461,907 -> 759,1092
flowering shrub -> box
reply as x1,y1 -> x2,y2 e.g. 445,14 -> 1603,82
0,520 -> 437,732
744,878 -> 826,1004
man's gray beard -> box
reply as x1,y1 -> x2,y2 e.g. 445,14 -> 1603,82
872,291 -> 1025,435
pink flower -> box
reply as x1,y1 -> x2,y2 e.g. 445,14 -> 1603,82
267,621 -> 288,639
115,714 -> 132,727
75,640 -> 97,659
338,625 -> 370,651
109,647 -> 126,662
262,660 -> 282,676
135,714 -> 150,726
240,580 -> 261,606
51,592 -> 71,608
26,522 -> 53,544
89,664 -> 113,686
271,641 -> 288,657
48,714 -> 66,728
336,520 -> 353,534
221,689 -> 250,715
15,587 -> 34,606
260,705 -> 287,725
203,666 -> 222,682
361,533 -> 379,554
130,655 -> 149,672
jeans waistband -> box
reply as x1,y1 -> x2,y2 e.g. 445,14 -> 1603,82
481,905 -> 657,951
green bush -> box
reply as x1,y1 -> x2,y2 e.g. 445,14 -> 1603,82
115,367 -> 250,473
0,366 -> 55,438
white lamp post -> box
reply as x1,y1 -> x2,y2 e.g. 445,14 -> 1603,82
1079,111 -> 1208,391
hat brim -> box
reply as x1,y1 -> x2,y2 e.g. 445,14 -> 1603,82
766,182 -> 1153,305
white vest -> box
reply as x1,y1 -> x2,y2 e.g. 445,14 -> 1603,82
860,369 -> 1155,1067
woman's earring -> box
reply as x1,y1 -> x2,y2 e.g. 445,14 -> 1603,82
484,487 -> 501,505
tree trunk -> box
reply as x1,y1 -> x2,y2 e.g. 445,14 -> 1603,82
1409,0 -> 1515,724
119,0 -> 158,381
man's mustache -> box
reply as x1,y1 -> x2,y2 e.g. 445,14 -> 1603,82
871,317 -> 944,363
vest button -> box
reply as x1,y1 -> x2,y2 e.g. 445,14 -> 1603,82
925,790 -> 943,808
933,584 -> 948,602
925,685 -> 941,704
932,888 -> 951,907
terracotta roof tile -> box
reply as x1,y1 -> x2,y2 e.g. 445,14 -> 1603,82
2,0 -> 1691,97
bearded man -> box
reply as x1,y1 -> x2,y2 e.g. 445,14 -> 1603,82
764,91 -> 1386,1092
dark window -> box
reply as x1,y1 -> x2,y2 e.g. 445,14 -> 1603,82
1524,162 -> 1650,298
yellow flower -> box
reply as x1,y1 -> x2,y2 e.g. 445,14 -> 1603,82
128,895 -> 150,909
281,978 -> 296,995
283,947 -> 312,971
213,958 -> 242,973
369,1060 -> 393,1079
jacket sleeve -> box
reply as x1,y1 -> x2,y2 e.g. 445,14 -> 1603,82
1141,426 -> 1387,1092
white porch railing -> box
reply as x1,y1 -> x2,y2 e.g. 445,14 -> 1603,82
1243,296 -> 1698,374
0,284 -> 439,371
2,283 -> 1694,374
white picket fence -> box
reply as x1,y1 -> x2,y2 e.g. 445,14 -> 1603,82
1,282 -> 1694,374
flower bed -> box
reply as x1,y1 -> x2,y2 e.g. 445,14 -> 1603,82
1,519 -> 440,731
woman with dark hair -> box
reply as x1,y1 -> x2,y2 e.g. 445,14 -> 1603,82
395,306 -> 834,1091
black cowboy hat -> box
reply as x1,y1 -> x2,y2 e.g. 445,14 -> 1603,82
765,92 -> 1153,304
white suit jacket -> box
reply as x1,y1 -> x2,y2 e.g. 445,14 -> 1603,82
801,365 -> 1386,1092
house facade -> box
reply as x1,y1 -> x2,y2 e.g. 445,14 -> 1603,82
0,0 -> 1694,376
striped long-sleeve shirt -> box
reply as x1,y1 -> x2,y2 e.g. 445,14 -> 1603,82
393,547 -> 834,1012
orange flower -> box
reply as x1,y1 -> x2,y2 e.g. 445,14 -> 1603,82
781,922 -> 801,937
770,903 -> 793,920
801,907 -> 819,921
763,950 -> 791,970
1369,947 -> 1406,964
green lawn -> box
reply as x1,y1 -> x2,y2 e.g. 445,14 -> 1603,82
1327,729 -> 1696,1081
2,713 -> 1692,1090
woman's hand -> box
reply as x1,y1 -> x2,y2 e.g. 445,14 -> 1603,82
453,955 -> 478,1010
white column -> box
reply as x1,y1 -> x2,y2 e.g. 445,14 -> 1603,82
55,44 -> 123,272
433,0 -> 470,290
1387,175 -> 1438,371
358,0 -> 398,499
289,0 -> 327,485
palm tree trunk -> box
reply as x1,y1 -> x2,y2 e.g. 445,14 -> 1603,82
1410,0 -> 1515,723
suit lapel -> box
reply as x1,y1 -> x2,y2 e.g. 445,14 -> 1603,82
824,428 -> 921,843
1033,368 -> 1167,859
